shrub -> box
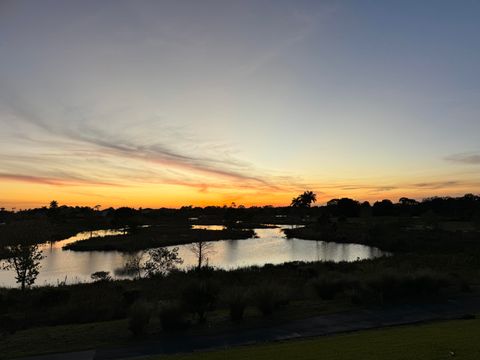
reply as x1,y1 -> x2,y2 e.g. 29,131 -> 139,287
297,265 -> 318,278
252,284 -> 289,316
91,271 -> 112,282
123,289 -> 142,306
346,285 -> 382,306
223,286 -> 249,322
158,302 -> 189,332
0,314 -> 18,336
33,287 -> 70,308
367,270 -> 448,303
182,280 -> 218,323
128,301 -> 151,337
0,293 -> 8,314
310,276 -> 350,300
49,288 -> 126,325
407,271 -> 447,297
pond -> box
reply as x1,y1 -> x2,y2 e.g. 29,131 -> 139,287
0,226 -> 387,287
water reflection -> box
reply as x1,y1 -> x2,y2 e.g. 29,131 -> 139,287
0,226 -> 387,287
191,225 -> 225,230
40,229 -> 125,249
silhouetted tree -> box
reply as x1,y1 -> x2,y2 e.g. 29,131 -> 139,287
224,205 -> 249,228
290,196 -> 303,208
327,198 -> 360,217
189,241 -> 215,270
115,252 -> 144,279
372,199 -> 395,216
112,207 -> 137,234
84,207 -> 101,238
291,191 -> 317,208
47,200 -> 60,223
0,207 -> 10,224
144,247 -> 183,277
360,201 -> 372,217
182,280 -> 218,323
2,244 -> 44,290
399,197 -> 418,206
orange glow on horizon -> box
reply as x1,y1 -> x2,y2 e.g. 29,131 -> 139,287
1,177 -> 478,210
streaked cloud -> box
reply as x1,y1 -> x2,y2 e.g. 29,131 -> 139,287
0,173 -> 121,187
445,152 -> 480,165
0,93 -> 306,194
412,181 -> 460,189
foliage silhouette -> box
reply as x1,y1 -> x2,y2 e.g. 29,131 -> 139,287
188,241 -> 215,270
2,243 -> 44,290
143,247 -> 183,277
182,279 -> 218,323
291,191 -> 317,208
128,301 -> 151,337
115,253 -> 144,279
91,271 -> 112,282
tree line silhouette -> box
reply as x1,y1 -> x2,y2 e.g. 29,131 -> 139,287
2,193 -> 479,224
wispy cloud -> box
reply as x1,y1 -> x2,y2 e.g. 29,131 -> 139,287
0,173 -> 122,187
0,94 -> 304,193
311,178 -> 479,197
412,181 -> 460,189
445,152 -> 480,165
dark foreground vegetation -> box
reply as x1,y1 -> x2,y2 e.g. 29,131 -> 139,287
0,256 -> 476,358
1,193 -> 480,357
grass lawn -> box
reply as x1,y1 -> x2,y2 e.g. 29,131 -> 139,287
153,317 -> 480,360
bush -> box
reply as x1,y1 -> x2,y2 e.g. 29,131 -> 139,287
346,285 -> 382,306
123,289 -> 142,306
158,302 -> 189,332
252,284 -> 289,316
297,265 -> 318,278
310,276 -> 351,300
223,286 -> 249,322
0,314 -> 18,336
0,293 -> 8,314
128,302 -> 151,337
182,280 -> 218,323
91,271 -> 112,282
33,287 -> 70,308
49,288 -> 126,325
367,270 -> 448,303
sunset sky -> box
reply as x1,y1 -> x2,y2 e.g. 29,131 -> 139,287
1,0 -> 479,209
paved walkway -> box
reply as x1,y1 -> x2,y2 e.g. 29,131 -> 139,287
20,295 -> 480,360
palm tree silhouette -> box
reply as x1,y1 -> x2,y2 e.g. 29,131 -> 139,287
290,191 -> 317,208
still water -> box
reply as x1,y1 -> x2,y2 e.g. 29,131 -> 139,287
0,226 -> 386,287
